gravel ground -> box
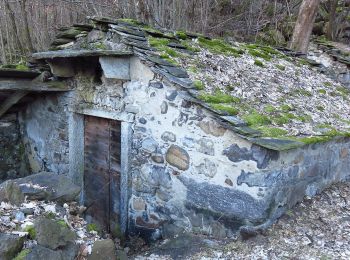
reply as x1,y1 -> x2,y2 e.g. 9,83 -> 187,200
134,181 -> 350,260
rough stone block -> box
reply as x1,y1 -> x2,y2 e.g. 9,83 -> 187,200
99,56 -> 130,80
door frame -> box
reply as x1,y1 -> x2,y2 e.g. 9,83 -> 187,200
68,108 -> 133,234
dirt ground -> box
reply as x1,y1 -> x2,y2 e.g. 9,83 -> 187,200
133,181 -> 350,260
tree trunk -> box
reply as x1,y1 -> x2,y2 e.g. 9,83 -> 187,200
20,0 -> 35,53
3,0 -> 25,53
289,0 -> 321,53
326,0 -> 339,40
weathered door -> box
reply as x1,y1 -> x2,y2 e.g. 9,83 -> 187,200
84,115 -> 121,232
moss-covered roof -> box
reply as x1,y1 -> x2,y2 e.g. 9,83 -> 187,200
34,16 -> 350,151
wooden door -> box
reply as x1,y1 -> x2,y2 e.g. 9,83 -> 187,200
84,115 -> 121,232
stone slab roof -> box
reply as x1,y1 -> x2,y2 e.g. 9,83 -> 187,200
0,69 -> 40,79
32,16 -> 350,151
32,50 -> 133,60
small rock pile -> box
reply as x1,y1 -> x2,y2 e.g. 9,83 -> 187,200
0,172 -> 126,260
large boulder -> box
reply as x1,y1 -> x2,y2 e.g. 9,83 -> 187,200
0,172 -> 81,205
0,181 -> 24,205
34,217 -> 77,250
88,239 -> 117,260
25,243 -> 79,260
0,233 -> 24,260
25,245 -> 63,260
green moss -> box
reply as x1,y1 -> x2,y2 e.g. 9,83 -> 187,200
117,18 -> 144,26
92,42 -> 108,50
149,36 -> 182,58
293,89 -> 312,97
264,105 -> 276,113
318,89 -> 327,94
163,47 -> 180,57
280,104 -> 293,112
15,64 -> 29,71
242,111 -> 271,126
298,136 -> 333,144
24,225 -> 36,240
176,31 -> 187,40
142,26 -> 164,36
181,40 -> 200,52
276,64 -> 286,71
225,85 -> 235,92
254,59 -> 264,67
56,220 -> 68,228
149,37 -> 170,48
297,114 -> 312,122
317,123 -> 334,129
257,126 -> 288,137
1,63 -> 29,71
198,37 -> 242,57
210,104 -> 239,115
336,86 -> 350,97
159,53 -> 179,65
198,90 -> 240,103
87,223 -> 99,233
273,114 -> 291,125
188,66 -> 198,73
249,49 -> 271,61
45,212 -> 56,219
316,105 -> 325,111
13,249 -> 31,260
194,80 -> 205,90
324,82 -> 332,87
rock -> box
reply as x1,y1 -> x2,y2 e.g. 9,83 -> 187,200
166,145 -> 190,171
198,120 -> 227,137
87,30 -> 106,42
179,176 -> 268,223
88,239 -> 117,260
166,90 -> 178,101
150,81 -> 163,89
196,159 -> 217,178
139,117 -> 147,124
34,217 -> 76,250
141,138 -> 158,153
116,250 -> 128,260
14,211 -> 25,221
132,197 -> 146,211
56,28 -> 84,39
140,164 -> 172,189
25,245 -> 63,260
0,234 -> 24,260
151,154 -> 165,164
0,172 -> 81,204
160,66 -> 189,78
223,144 -> 279,169
210,222 -> 227,239
225,178 -> 233,186
197,138 -> 215,156
162,223 -> 186,239
160,101 -> 168,114
161,131 -> 176,142
0,181 -> 25,205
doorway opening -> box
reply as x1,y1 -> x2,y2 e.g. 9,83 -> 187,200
83,115 -> 121,233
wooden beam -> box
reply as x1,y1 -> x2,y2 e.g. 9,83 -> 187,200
0,91 -> 29,118
0,79 -> 71,91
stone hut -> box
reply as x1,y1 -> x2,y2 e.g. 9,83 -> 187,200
1,17 -> 350,240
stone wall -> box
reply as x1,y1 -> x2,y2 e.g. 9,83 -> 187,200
23,53 -> 350,241
20,93 -> 71,174
0,114 -> 29,182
